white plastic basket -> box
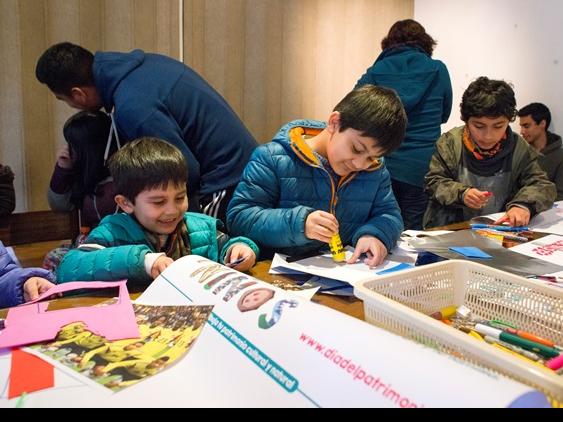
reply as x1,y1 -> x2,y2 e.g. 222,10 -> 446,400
354,260 -> 563,403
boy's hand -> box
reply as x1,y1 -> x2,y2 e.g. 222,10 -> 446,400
348,236 -> 388,267
23,277 -> 56,302
151,256 -> 174,279
56,145 -> 74,169
463,188 -> 491,209
305,211 -> 339,243
495,207 -> 531,227
227,244 -> 256,272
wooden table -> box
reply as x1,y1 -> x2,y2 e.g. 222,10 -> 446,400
2,242 -> 365,320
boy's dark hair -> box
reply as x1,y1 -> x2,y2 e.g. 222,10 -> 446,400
36,42 -> 95,95
108,138 -> 188,203
518,102 -> 551,130
334,85 -> 407,155
63,111 -> 113,208
382,19 -> 437,56
460,77 -> 517,122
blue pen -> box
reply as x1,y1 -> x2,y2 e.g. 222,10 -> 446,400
225,257 -> 246,268
470,224 -> 529,232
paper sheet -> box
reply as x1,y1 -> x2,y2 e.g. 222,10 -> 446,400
270,246 -> 417,286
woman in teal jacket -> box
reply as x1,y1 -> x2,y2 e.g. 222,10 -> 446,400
356,19 -> 452,230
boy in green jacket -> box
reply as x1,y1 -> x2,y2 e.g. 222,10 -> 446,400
56,138 -> 258,284
423,77 -> 556,229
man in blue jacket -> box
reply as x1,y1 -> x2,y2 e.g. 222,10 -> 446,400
36,42 -> 257,222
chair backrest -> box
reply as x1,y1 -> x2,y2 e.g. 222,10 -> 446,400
0,210 -> 80,246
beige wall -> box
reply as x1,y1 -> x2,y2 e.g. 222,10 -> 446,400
1,0 -> 412,212
184,0 -> 414,142
0,0 -> 180,212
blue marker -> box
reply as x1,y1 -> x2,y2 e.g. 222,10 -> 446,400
225,257 -> 247,268
470,224 -> 529,232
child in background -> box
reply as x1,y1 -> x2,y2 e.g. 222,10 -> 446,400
44,111 -> 119,272
48,111 -> 119,228
0,164 -> 15,218
227,85 -> 406,267
56,138 -> 258,284
0,241 -> 55,308
423,77 -> 556,229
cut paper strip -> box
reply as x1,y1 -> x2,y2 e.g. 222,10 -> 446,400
376,262 -> 414,275
0,280 -> 139,349
8,349 -> 54,399
449,246 -> 492,259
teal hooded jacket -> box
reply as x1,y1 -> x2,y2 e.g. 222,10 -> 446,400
56,212 -> 259,284
356,46 -> 452,187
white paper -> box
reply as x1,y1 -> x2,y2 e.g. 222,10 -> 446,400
270,247 -> 417,286
509,234 -> 563,266
0,256 -> 548,408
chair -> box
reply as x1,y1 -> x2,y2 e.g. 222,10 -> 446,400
0,210 -> 80,246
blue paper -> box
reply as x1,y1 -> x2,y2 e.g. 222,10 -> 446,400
376,262 -> 414,275
449,246 -> 492,259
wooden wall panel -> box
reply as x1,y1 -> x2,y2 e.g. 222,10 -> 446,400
1,0 -> 180,211
184,0 -> 414,143
0,0 -> 26,211
3,0 -> 411,211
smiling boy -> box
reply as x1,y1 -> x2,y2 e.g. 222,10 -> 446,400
227,85 -> 406,267
56,138 -> 258,284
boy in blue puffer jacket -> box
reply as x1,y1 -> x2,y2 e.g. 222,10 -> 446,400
56,138 -> 258,285
227,85 -> 406,267
0,242 -> 55,308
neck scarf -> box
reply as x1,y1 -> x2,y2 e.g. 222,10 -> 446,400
462,126 -> 507,160
145,220 -> 191,260
461,126 -> 515,177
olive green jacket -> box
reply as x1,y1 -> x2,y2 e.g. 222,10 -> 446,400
423,126 -> 556,229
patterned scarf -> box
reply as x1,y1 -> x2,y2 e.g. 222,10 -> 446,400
462,126 -> 507,160
145,221 -> 191,260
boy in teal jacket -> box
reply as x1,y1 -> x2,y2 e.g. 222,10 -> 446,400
57,138 -> 258,284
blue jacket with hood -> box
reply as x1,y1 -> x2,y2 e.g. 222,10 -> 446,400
93,50 -> 257,210
227,120 -> 404,258
356,46 -> 452,187
0,242 -> 54,308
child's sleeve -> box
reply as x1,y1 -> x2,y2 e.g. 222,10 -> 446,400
217,231 -> 260,264
351,168 -> 404,252
227,147 -> 316,248
55,224 -> 152,284
507,147 -> 557,215
425,134 -> 470,207
0,243 -> 54,308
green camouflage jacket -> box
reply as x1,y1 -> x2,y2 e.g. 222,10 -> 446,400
423,126 -> 556,229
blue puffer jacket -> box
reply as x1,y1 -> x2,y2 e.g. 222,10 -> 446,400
227,120 -> 404,257
0,242 -> 54,308
56,212 -> 259,285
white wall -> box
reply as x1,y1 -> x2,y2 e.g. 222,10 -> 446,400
415,0 -> 563,135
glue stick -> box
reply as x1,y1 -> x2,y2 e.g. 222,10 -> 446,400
329,233 -> 346,263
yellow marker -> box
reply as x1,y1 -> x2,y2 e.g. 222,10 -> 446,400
491,343 -> 549,370
429,306 -> 457,320
329,233 -> 346,263
468,330 -> 484,341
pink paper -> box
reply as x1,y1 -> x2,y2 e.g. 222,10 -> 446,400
0,281 -> 139,349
